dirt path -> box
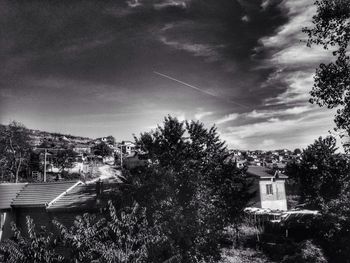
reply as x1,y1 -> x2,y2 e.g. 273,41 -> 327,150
86,164 -> 121,184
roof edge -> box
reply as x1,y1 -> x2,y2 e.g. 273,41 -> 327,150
46,181 -> 83,208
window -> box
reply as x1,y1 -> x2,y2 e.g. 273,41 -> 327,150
266,184 -> 273,195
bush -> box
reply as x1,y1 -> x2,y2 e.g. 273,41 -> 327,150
281,240 -> 327,263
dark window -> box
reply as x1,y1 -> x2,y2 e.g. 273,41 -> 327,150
266,184 -> 273,195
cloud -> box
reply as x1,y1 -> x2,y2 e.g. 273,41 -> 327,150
255,0 -> 334,106
127,0 -> 142,8
194,111 -> 213,120
241,15 -> 250,22
159,36 -> 223,62
154,0 -> 188,10
216,113 -> 239,125
246,105 -> 311,118
221,109 -> 336,150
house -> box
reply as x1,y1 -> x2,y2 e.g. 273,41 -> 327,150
0,183 -> 27,241
118,141 -> 136,155
10,181 -> 82,235
73,144 -> 91,154
0,180 -> 119,241
246,166 -> 288,211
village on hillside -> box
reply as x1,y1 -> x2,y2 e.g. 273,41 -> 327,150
1,0 -> 350,262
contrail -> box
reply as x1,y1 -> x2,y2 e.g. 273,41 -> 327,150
153,71 -> 249,109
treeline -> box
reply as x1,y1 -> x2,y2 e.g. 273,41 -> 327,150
0,121 -> 88,182
0,117 -> 253,263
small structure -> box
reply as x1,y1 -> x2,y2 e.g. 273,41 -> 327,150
0,183 -> 27,241
0,180 -> 119,241
118,141 -> 136,155
246,166 -> 288,211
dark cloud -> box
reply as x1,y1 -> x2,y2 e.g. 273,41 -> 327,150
0,0 -> 336,149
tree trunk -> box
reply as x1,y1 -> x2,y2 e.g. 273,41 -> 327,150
15,154 -> 22,183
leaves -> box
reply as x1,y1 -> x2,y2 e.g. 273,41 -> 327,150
127,116 -> 251,262
286,136 -> 350,208
303,0 -> 350,142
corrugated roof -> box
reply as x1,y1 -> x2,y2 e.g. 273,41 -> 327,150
48,182 -> 119,211
0,183 -> 27,210
11,181 -> 79,207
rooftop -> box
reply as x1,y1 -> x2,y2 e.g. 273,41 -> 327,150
247,166 -> 288,179
0,183 -> 27,210
11,181 -> 80,207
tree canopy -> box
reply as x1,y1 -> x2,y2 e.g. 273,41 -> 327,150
303,0 -> 350,141
0,121 -> 32,182
92,142 -> 113,157
123,116 -> 252,262
286,136 -> 350,208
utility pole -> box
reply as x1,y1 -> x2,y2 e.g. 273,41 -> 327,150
44,148 -> 47,182
120,145 -> 123,170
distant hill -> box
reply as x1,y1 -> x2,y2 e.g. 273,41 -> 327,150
0,124 -> 93,148
28,128 -> 93,147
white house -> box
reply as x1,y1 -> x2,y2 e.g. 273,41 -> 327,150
246,166 -> 288,211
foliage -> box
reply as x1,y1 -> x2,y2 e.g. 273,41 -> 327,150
281,240 -> 327,263
92,142 -> 113,157
0,202 -> 169,263
285,136 -> 350,208
0,216 -> 63,263
53,201 -> 168,263
317,181 -> 350,262
0,121 -> 32,182
54,149 -> 77,175
303,0 -> 350,145
124,116 -> 252,262
286,136 -> 350,262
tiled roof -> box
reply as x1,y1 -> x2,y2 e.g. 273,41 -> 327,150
11,181 -> 80,207
0,183 -> 27,210
48,182 -> 119,211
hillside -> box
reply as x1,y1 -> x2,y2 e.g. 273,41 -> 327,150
0,124 -> 93,147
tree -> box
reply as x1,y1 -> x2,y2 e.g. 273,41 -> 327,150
293,148 -> 301,155
285,136 -> 350,208
0,121 -> 32,182
285,136 -> 350,261
303,0 -> 350,144
124,116 -> 251,262
92,142 -> 113,158
0,216 -> 63,263
54,149 -> 77,176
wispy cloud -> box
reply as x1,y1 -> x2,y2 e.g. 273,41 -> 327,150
159,36 -> 223,62
194,111 -> 213,120
256,0 -> 334,106
221,109 -> 336,150
216,113 -> 239,125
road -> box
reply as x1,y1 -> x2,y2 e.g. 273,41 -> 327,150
86,164 -> 122,184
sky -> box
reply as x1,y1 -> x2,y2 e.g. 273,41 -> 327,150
0,0 -> 341,150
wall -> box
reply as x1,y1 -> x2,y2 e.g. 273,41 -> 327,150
259,179 -> 287,210
0,211 -> 15,241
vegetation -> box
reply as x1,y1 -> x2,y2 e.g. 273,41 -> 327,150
92,142 -> 113,158
122,116 -> 253,262
0,121 -> 32,182
303,0 -> 350,147
286,136 -> 350,262
286,136 -> 350,208
54,149 -> 78,176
